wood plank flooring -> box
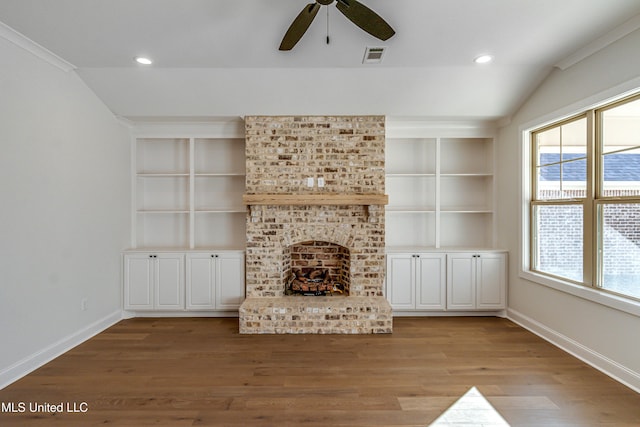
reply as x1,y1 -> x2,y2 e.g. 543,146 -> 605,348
1,317 -> 639,426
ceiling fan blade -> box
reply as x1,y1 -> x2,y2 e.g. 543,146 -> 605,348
335,0 -> 395,41
279,3 -> 321,51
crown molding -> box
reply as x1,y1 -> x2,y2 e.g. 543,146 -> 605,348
385,116 -> 497,138
122,116 -> 246,138
555,13 -> 640,71
0,21 -> 75,72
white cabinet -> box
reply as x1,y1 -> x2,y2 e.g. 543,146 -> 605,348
124,251 -> 244,313
387,251 -> 506,312
386,253 -> 446,310
215,252 -> 245,309
446,252 -> 506,310
124,253 -> 184,310
386,254 -> 414,309
186,252 -> 245,310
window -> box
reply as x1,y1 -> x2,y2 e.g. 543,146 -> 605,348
529,93 -> 640,302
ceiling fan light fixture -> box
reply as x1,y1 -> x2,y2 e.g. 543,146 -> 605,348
134,56 -> 153,65
363,46 -> 386,64
474,54 -> 493,64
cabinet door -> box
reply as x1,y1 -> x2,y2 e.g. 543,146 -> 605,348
386,254 -> 415,309
186,254 -> 216,310
476,253 -> 506,309
155,254 -> 184,310
216,253 -> 245,310
124,254 -> 154,310
447,253 -> 476,310
416,254 -> 446,310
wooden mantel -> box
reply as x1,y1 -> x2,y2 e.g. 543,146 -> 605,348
242,194 -> 389,206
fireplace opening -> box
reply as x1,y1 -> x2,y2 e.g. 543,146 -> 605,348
283,241 -> 350,296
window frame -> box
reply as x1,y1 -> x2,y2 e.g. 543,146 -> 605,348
523,91 -> 640,315
529,113 -> 592,287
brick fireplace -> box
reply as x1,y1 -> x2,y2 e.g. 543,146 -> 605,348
239,116 -> 392,334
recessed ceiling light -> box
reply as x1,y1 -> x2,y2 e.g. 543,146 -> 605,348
474,55 -> 493,64
134,56 -> 153,65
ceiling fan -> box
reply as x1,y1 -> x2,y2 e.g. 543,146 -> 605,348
279,0 -> 395,51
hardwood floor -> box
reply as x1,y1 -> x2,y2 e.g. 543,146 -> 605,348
1,317 -> 639,426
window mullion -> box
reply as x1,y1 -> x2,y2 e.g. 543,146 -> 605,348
584,110 -> 596,287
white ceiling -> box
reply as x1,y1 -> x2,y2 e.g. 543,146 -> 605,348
1,0 -> 640,121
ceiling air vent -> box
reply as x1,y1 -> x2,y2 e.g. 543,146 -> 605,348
363,46 -> 386,64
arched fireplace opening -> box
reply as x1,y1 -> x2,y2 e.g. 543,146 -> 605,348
283,241 -> 350,296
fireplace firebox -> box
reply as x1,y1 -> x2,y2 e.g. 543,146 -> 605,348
284,241 -> 350,296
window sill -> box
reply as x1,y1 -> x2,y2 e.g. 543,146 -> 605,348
520,270 -> 640,318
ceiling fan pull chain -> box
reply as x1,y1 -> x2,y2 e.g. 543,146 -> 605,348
326,6 -> 330,44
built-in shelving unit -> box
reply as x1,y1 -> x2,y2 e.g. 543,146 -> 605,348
131,121 -> 246,250
385,121 -> 496,250
124,118 -> 247,316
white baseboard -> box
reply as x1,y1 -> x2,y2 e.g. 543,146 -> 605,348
0,310 -> 123,390
122,310 -> 239,318
507,308 -> 640,394
392,310 -> 506,317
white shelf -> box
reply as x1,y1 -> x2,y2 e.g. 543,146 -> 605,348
386,173 -> 436,177
386,207 -> 436,213
194,137 -> 245,175
440,213 -> 493,248
194,173 -> 245,177
137,209 -> 190,214
440,173 -> 493,177
135,213 -> 190,249
386,138 -> 436,175
136,138 -> 189,174
386,211 -> 436,248
386,174 -> 435,211
194,174 -> 245,212
440,138 -> 493,175
195,208 -> 246,213
193,212 -> 246,249
137,173 -> 190,177
440,207 -> 493,214
136,175 -> 189,212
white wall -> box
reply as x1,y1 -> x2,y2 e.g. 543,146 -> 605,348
497,28 -> 640,390
76,66 -> 546,119
0,36 -> 130,387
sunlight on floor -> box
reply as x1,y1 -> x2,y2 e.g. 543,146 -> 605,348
429,387 -> 510,426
